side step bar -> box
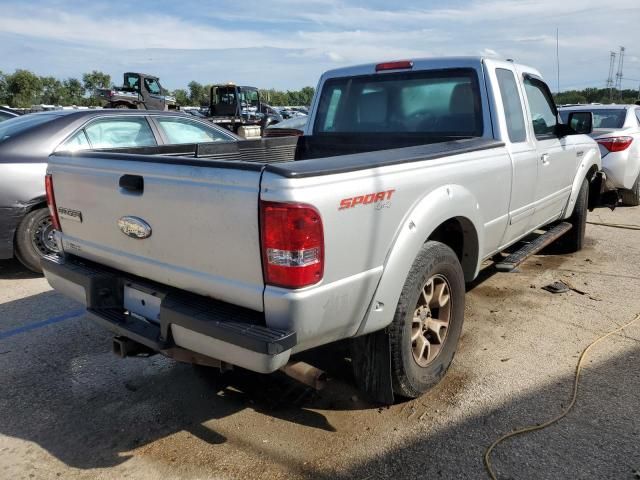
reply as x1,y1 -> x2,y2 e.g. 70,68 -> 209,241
494,222 -> 572,272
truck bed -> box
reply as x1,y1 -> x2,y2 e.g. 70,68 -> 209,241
87,135 -> 503,178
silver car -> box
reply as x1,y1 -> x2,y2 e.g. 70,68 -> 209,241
560,104 -> 640,205
0,110 -> 238,272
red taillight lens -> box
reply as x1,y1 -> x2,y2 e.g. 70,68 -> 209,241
375,60 -> 413,72
260,201 -> 324,289
45,174 -> 61,231
596,136 -> 633,153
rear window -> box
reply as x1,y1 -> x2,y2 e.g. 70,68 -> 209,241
0,113 -> 61,143
559,109 -> 627,129
313,68 -> 483,137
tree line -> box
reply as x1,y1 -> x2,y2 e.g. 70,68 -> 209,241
2,68 -> 637,109
0,69 -> 316,108
554,87 -> 639,105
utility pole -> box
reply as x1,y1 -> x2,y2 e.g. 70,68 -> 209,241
614,46 -> 625,100
556,28 -> 560,94
606,51 -> 616,102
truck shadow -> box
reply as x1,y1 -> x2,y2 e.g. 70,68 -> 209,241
0,258 -> 42,280
0,301 -> 366,469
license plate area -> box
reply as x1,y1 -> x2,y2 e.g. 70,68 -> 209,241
123,282 -> 163,324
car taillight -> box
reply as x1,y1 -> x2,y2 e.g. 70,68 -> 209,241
260,201 -> 324,289
45,174 -> 61,231
375,60 -> 413,72
596,136 -> 633,152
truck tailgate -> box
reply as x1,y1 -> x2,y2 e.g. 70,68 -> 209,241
48,153 -> 265,311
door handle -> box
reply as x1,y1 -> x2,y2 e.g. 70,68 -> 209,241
119,174 -> 144,195
540,153 -> 550,166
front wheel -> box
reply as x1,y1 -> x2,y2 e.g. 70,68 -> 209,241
388,241 -> 466,398
561,178 -> 588,253
14,208 -> 59,273
620,173 -> 640,206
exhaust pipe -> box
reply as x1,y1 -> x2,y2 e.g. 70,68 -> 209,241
280,361 -> 327,390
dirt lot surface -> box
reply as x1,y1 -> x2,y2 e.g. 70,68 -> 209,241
1,206 -> 639,480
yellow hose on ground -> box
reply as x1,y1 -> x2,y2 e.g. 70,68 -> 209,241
484,312 -> 640,480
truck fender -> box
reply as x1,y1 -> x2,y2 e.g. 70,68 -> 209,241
356,184 -> 483,336
562,146 -> 601,219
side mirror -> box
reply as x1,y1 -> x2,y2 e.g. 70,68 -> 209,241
566,111 -> 593,135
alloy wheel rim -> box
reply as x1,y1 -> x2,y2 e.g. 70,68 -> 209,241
411,274 -> 452,367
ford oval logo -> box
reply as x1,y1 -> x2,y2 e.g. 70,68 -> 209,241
117,216 -> 152,239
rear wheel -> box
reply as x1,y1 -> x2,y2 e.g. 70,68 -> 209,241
14,208 -> 59,273
620,173 -> 640,206
388,241 -> 466,398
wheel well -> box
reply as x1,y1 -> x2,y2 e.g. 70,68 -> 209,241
428,217 -> 479,282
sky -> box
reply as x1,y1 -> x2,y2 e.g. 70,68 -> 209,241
0,0 -> 638,92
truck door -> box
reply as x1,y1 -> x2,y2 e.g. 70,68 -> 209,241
493,67 -> 539,244
142,77 -> 166,111
522,75 -> 575,229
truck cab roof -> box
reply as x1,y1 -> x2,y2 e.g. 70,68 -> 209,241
319,56 -> 541,81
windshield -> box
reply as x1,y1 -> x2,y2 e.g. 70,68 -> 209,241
240,89 -> 259,108
313,68 -> 483,136
0,114 -> 61,143
559,109 -> 627,129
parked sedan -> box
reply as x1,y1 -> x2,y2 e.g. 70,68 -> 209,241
262,115 -> 307,138
0,110 -> 238,272
0,106 -> 19,122
559,105 -> 640,205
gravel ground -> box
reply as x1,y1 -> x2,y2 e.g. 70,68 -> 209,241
1,206 -> 639,480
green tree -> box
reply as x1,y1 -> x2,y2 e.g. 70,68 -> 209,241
188,81 -> 207,105
62,78 -> 84,105
82,70 -> 111,93
6,69 -> 42,107
40,76 -> 64,105
0,70 -> 8,104
172,88 -> 189,106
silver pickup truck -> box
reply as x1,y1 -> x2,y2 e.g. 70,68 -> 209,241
43,57 -> 609,403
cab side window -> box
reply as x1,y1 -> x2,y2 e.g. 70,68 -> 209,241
496,69 -> 527,142
523,76 -> 558,138
635,108 -> 640,126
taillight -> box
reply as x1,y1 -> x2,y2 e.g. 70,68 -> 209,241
45,174 -> 61,231
375,60 -> 413,72
596,136 -> 633,153
260,201 -> 324,289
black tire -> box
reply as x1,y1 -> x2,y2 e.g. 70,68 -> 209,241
114,103 -> 131,109
620,173 -> 640,206
561,178 -> 589,253
14,208 -> 58,273
388,241 -> 466,398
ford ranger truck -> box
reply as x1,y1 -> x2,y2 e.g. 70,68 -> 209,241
42,57 -> 606,403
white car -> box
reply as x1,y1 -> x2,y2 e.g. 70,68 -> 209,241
560,105 -> 640,205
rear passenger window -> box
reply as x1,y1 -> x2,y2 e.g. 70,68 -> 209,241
636,109 -> 640,126
60,130 -> 90,151
496,69 -> 526,143
84,117 -> 157,149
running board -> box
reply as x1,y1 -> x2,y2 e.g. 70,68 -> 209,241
494,222 -> 572,272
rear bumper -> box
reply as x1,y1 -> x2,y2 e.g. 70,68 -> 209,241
42,254 -> 295,373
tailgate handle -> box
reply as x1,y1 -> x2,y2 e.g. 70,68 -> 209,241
119,175 -> 144,195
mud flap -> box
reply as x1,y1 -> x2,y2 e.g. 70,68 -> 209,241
351,329 -> 394,405
589,171 -> 618,211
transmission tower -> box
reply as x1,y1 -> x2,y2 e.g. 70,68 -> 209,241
614,46 -> 625,98
606,51 -> 616,101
